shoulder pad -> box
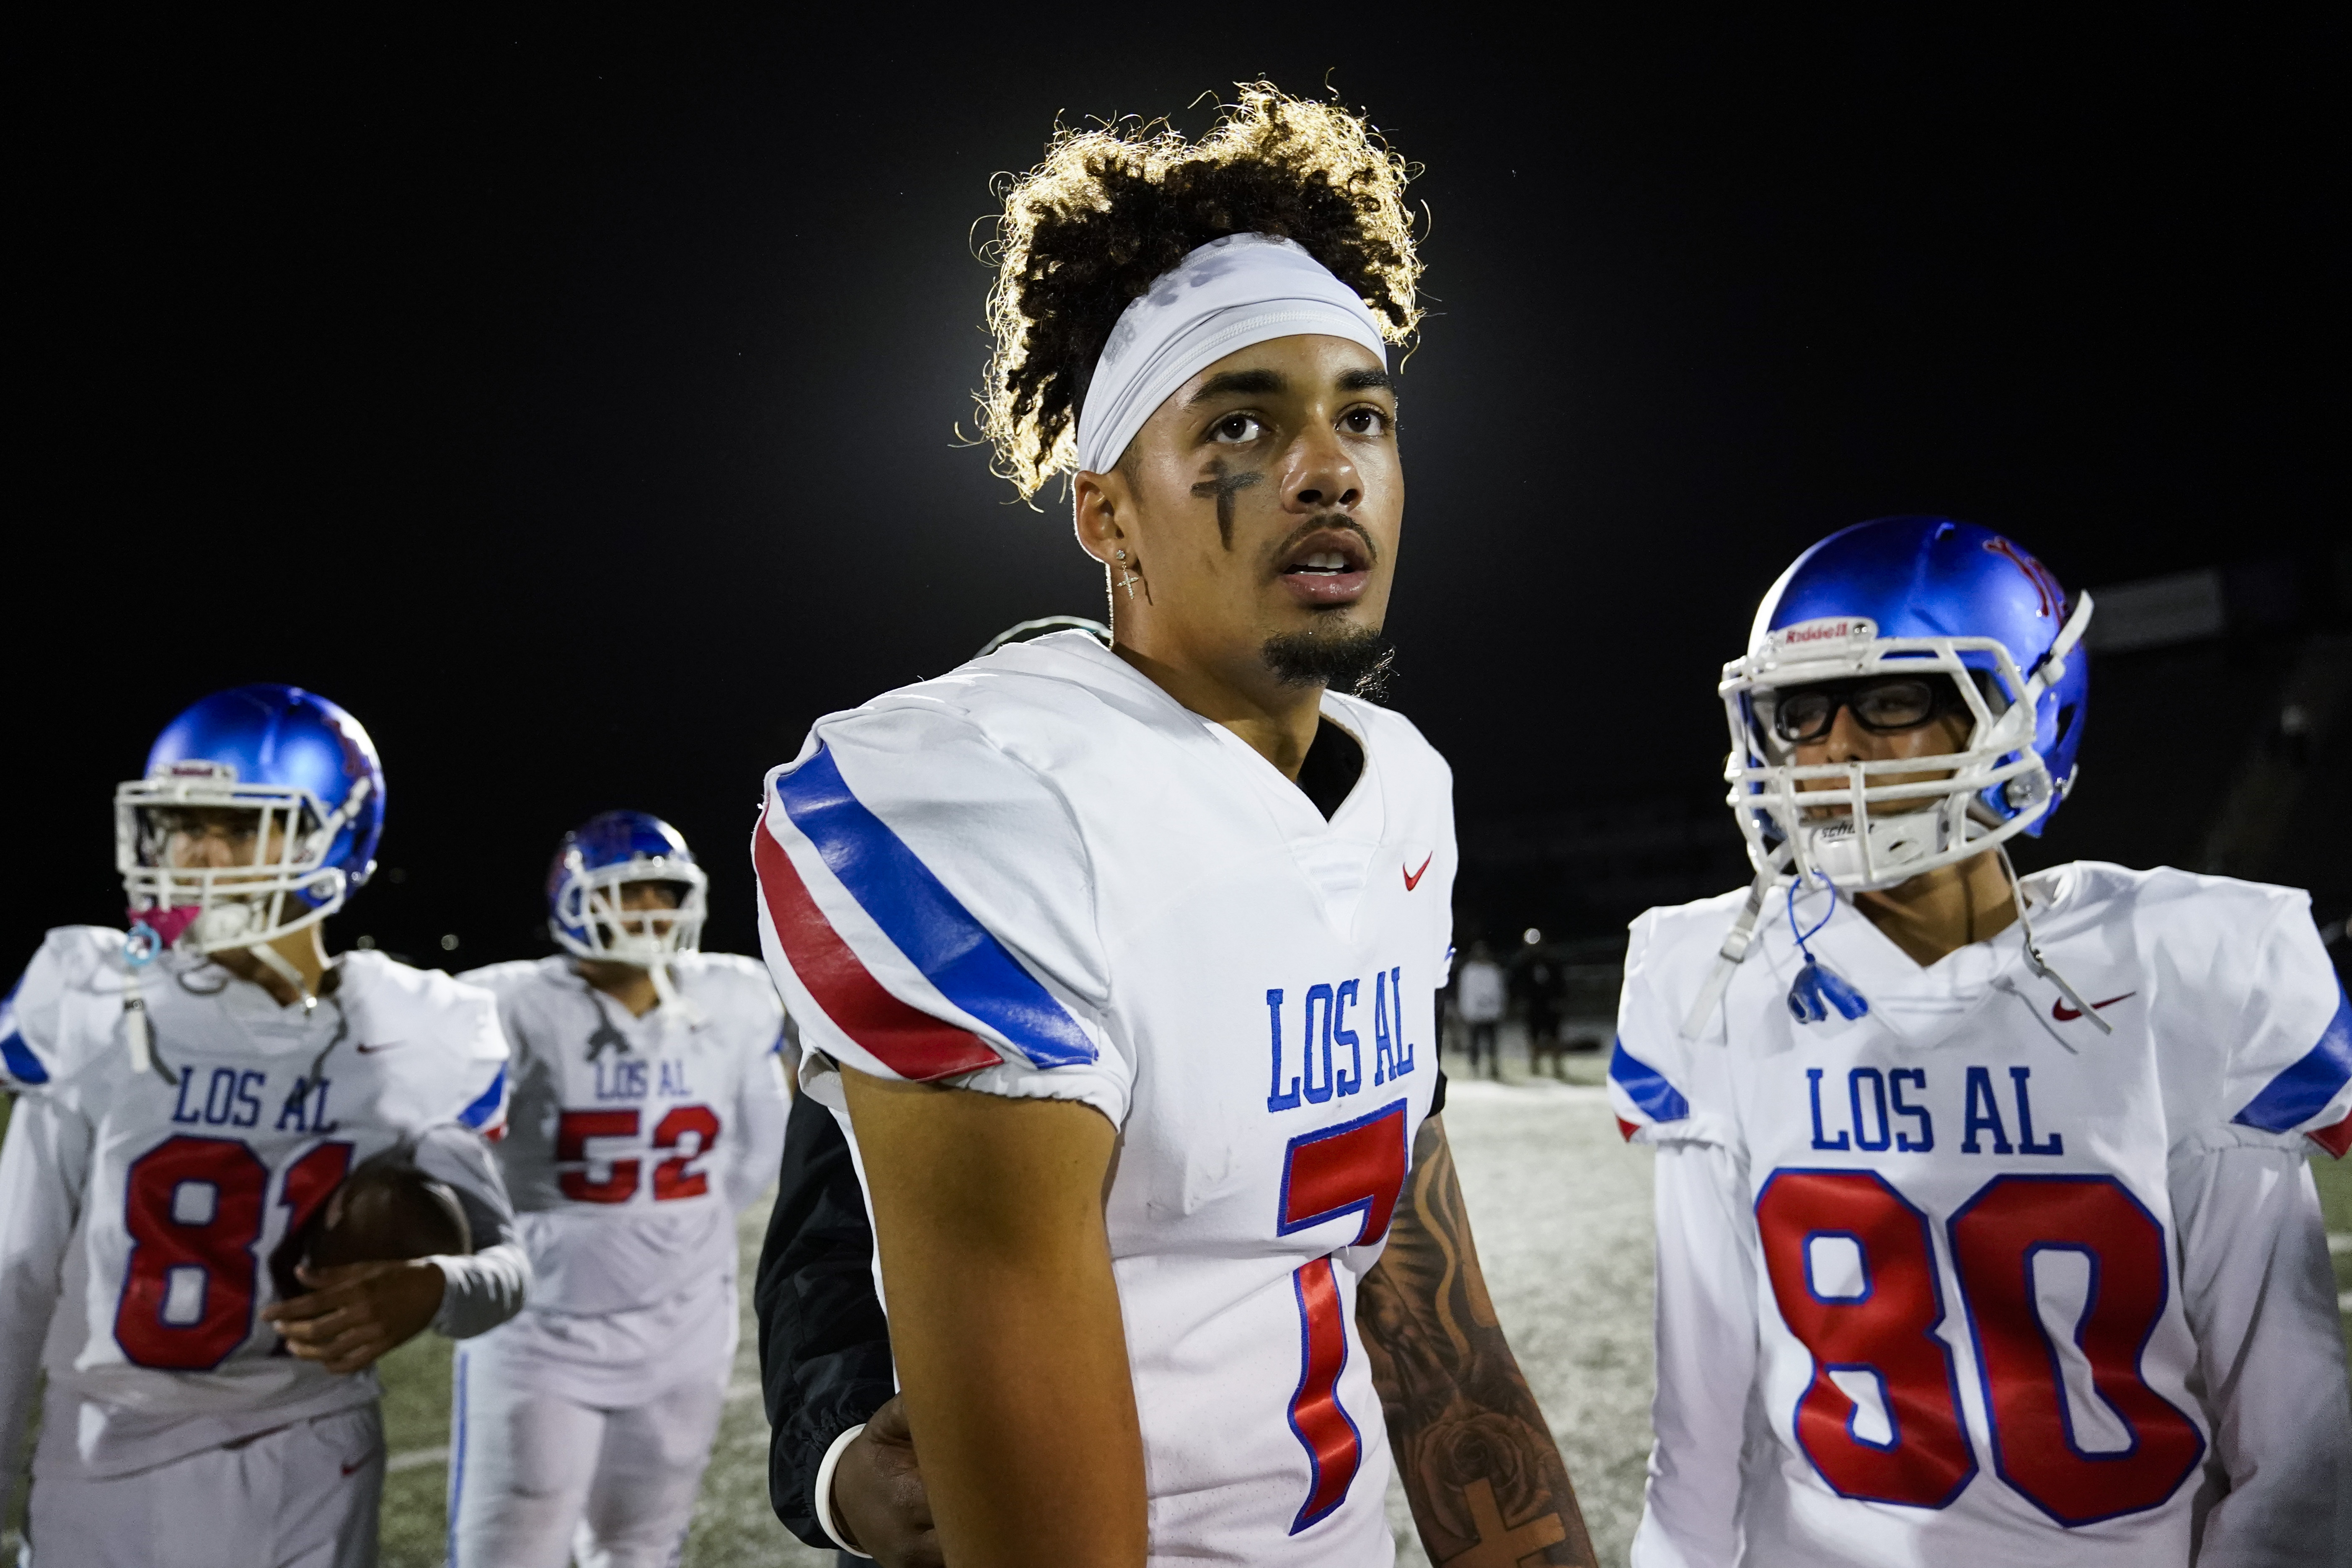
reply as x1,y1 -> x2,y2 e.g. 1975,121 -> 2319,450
2,927 -> 135,1091
452,957 -> 557,996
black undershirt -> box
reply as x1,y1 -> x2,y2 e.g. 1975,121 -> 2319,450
1295,716 -> 1365,821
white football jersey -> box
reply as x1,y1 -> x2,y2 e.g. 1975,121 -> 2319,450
1611,862 -> 2352,1567
459,952 -> 790,1319
753,630 -> 1453,1568
0,927 -> 512,1478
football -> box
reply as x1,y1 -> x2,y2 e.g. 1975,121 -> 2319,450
271,1156 -> 471,1298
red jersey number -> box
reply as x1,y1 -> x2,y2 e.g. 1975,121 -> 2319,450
1756,1168 -> 2204,1525
1755,1169 -> 1975,1506
651,1104 -> 722,1201
115,1136 -> 352,1370
1274,1099 -> 1411,1535
1947,1174 -> 2205,1525
557,1105 -> 721,1204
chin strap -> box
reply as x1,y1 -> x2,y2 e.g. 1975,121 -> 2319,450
1995,845 -> 2109,1037
120,924 -> 174,1085
582,960 -> 706,1035
280,982 -> 350,1123
1682,848 -> 1791,1038
248,942 -> 320,1018
648,961 -> 705,1029
241,943 -> 354,1118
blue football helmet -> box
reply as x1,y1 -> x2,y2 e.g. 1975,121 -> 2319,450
546,811 -> 708,965
1720,517 -> 2093,890
116,685 -> 385,953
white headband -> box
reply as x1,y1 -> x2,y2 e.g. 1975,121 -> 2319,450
1073,232 -> 1390,477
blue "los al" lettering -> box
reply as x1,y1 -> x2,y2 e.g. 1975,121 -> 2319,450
1269,968 -> 1416,1115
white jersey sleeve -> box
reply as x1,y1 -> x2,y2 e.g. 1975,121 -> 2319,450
2186,883 -> 2352,1152
1631,1139 -> 1759,1568
2168,1145 -> 2352,1563
674,951 -> 791,1213
753,705 -> 1124,1124
0,1093 -> 92,1514
2,939 -> 67,1093
1611,899 -> 1762,1568
0,933 -> 104,1486
2152,886 -> 2352,1563
1605,895 -> 1745,1150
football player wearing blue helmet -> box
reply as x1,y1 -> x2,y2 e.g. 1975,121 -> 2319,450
1614,519 -> 2352,1567
0,683 -> 529,1568
543,809 -> 712,1019
115,682 -> 390,1015
451,811 -> 788,1568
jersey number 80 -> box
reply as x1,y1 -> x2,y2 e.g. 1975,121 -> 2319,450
1756,1168 -> 2205,1527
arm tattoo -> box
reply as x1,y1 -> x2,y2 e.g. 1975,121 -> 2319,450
1190,457 -> 1261,550
1358,1116 -> 1597,1568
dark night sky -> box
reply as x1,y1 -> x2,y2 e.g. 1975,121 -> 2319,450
16,13 -> 2340,969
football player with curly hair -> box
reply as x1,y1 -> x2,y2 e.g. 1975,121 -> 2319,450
753,84 -> 1595,1568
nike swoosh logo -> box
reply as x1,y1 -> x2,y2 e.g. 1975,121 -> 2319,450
2052,992 -> 2134,1023
1403,854 -> 1434,892
354,1041 -> 405,1054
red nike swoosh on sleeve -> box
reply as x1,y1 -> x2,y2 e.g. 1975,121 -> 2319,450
1403,854 -> 1434,891
2052,992 -> 2135,1022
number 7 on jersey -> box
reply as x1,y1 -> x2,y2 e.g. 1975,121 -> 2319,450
1274,1099 -> 1410,1534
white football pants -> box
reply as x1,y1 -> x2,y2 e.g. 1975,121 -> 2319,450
446,1332 -> 729,1568
25,1405 -> 384,1568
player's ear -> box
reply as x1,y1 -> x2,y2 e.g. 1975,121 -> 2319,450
1072,467 -> 1131,567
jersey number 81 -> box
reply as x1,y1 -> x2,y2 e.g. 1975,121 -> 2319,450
116,1134 -> 352,1370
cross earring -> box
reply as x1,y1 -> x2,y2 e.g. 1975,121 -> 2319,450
1114,549 -> 1140,599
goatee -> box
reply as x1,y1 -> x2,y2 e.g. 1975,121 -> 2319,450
1261,624 -> 1396,701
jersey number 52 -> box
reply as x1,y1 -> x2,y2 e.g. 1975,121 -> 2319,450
1756,1168 -> 2205,1527
555,1105 -> 721,1203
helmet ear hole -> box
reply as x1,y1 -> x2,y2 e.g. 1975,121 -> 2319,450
2055,703 -> 2079,746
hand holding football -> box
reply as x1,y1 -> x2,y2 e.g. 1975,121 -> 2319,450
261,1160 -> 471,1374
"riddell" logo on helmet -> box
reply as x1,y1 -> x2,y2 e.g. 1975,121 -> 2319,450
1771,617 -> 1876,655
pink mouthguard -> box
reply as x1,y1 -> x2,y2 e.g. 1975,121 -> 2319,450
128,907 -> 203,948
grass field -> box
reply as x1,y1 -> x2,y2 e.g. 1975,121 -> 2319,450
7,1042 -> 2352,1566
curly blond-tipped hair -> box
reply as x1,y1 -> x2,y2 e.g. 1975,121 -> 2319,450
976,82 -> 1424,499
